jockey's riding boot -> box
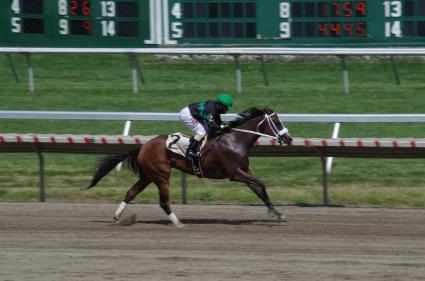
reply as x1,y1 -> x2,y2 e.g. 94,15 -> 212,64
186,138 -> 200,158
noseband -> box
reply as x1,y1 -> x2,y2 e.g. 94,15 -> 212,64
232,112 -> 289,144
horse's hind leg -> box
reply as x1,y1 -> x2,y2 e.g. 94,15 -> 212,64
114,177 -> 151,221
155,181 -> 184,228
230,168 -> 285,221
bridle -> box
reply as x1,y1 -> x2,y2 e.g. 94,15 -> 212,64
231,112 -> 289,144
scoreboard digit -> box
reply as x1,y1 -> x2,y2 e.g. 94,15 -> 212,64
1,0 -> 425,48
1,0 -> 150,47
168,0 -> 425,46
10,0 -> 44,34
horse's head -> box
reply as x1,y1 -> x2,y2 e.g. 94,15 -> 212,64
228,107 -> 293,145
260,108 -> 293,145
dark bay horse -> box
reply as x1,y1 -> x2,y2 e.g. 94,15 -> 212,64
86,107 -> 293,227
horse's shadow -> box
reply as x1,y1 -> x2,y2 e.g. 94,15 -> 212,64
138,218 -> 285,226
92,218 -> 286,227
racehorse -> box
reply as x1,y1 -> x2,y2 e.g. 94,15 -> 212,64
86,107 -> 293,227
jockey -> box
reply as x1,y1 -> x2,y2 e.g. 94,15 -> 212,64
179,93 -> 234,158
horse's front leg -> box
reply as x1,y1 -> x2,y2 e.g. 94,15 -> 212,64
230,168 -> 286,221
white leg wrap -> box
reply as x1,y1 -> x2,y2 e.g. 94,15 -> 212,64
114,201 -> 127,219
168,213 -> 180,225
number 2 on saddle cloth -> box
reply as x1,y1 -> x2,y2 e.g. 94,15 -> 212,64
166,133 -> 205,177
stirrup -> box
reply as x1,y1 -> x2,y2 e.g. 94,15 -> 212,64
186,145 -> 200,158
186,151 -> 198,159
189,150 -> 200,157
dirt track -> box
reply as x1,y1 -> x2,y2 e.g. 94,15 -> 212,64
1,202 -> 424,281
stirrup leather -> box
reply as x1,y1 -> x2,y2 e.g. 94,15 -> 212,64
190,157 -> 203,178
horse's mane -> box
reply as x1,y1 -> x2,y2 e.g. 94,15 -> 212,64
228,107 -> 266,128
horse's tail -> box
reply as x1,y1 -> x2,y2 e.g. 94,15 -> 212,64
85,148 -> 141,189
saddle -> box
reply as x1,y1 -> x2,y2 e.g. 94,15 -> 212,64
166,132 -> 207,177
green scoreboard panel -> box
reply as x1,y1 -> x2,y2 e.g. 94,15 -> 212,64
1,0 -> 425,48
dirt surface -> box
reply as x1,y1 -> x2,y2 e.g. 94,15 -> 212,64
1,202 -> 424,281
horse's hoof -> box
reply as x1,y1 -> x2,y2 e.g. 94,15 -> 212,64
278,214 -> 288,222
268,210 -> 287,222
175,222 -> 186,228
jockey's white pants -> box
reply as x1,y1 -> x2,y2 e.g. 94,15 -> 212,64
179,107 -> 206,141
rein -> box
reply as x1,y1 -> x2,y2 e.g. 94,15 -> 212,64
231,128 -> 278,139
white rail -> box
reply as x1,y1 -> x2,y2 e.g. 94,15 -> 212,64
1,111 -> 425,122
2,47 -> 425,55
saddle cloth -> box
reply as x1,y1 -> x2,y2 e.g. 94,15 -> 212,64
165,132 -> 207,158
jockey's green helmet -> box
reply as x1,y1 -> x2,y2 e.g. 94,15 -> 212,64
216,93 -> 234,108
